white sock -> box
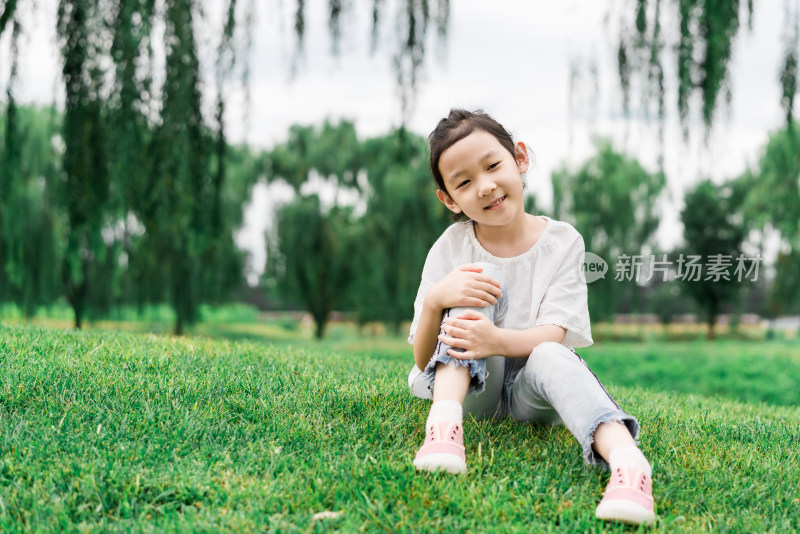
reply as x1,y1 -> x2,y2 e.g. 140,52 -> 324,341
608,445 -> 652,477
426,400 -> 463,427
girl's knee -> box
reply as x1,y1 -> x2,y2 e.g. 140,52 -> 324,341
473,261 -> 506,286
530,341 -> 572,362
525,342 -> 577,378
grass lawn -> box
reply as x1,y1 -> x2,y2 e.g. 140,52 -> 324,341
1,322 -> 799,532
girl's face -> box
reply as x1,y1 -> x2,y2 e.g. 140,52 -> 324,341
436,129 -> 529,227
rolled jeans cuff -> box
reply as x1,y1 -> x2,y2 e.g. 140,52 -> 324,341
583,412 -> 640,468
423,351 -> 488,394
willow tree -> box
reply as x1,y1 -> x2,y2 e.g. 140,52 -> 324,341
272,195 -> 356,339
2,0 -> 452,332
1,99 -> 64,317
0,10 -> 64,316
680,179 -> 748,338
0,17 -> 21,306
552,139 -> 666,320
610,2 -> 800,321
265,120 -> 362,337
1,105 -> 64,316
610,0 -> 751,135
265,122 -> 450,336
106,0 -> 156,310
354,128 -> 451,332
138,0 -> 236,334
56,0 -> 118,328
740,123 -> 800,314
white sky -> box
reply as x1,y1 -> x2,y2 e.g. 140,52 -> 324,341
0,0 -> 789,284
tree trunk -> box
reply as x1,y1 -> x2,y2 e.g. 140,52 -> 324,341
73,305 -> 83,330
314,317 -> 326,339
174,314 -> 184,336
67,277 -> 86,330
706,302 -> 718,340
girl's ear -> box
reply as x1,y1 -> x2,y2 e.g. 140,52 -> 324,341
515,141 -> 530,173
436,189 -> 462,214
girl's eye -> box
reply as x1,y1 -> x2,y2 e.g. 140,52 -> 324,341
488,162 -> 500,170
456,180 -> 470,189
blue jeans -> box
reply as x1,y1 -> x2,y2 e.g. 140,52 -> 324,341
409,262 -> 639,467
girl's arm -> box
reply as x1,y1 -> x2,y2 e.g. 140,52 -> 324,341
413,299 -> 447,371
495,324 -> 567,357
436,229 -> 592,360
437,310 -> 566,360
412,264 -> 503,371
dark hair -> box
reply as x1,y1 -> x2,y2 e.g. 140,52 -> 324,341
428,109 -> 520,221
428,108 -> 517,193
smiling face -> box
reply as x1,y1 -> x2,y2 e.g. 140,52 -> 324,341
436,129 -> 530,228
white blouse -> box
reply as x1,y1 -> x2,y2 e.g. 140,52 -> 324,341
408,216 -> 593,350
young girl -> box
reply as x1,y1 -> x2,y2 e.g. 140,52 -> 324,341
407,109 -> 655,525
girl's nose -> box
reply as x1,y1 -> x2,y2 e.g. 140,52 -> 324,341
479,178 -> 497,197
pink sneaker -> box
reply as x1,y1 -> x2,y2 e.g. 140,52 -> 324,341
412,421 -> 466,474
595,466 -> 655,525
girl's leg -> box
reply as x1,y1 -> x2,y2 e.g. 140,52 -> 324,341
413,357 -> 504,474
432,361 -> 470,403
413,263 -> 507,473
432,356 -> 506,415
592,420 -> 637,459
593,422 -> 654,525
508,341 -> 654,525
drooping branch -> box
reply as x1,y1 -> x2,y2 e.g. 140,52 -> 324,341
614,0 -> 759,138
0,0 -> 18,37
780,2 -> 800,127
290,0 -> 450,125
327,0 -> 342,54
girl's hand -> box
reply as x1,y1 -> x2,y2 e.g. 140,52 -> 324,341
438,309 -> 503,360
426,264 -> 503,311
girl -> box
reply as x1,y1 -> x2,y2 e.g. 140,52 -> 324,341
407,109 -> 655,525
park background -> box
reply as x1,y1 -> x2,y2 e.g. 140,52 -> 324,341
1,0 -> 800,531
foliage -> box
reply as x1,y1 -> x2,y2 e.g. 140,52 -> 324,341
355,129 -> 450,331
269,121 -> 362,193
273,196 -> 355,339
768,248 -> 800,315
139,0 -> 239,334
1,323 -> 799,531
105,0 -> 157,312
390,0 -> 451,122
740,123 -> 800,314
264,120 -> 362,337
288,0 -> 450,121
613,0 -> 761,135
265,122 -> 450,337
57,0 -> 116,328
641,277 -> 696,325
680,179 -> 748,338
552,138 -> 666,321
0,104 -> 63,316
0,0 -> 17,38
0,0 -> 452,334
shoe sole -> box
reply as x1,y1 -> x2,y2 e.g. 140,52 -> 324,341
413,454 -> 466,474
595,500 -> 655,525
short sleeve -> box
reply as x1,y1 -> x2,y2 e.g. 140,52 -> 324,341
535,232 -> 593,348
408,236 -> 454,345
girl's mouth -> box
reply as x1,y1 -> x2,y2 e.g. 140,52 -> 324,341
485,196 -> 506,210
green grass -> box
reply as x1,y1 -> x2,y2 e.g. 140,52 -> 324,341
1,323 -> 799,532
581,340 -> 800,407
